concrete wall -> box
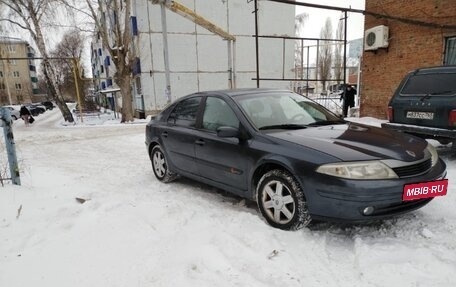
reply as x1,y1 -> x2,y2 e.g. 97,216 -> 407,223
361,0 -> 456,118
132,0 -> 295,113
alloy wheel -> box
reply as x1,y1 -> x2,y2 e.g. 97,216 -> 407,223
153,149 -> 166,179
261,180 -> 296,224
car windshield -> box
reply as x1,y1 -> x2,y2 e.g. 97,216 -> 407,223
401,73 -> 456,95
235,92 -> 343,130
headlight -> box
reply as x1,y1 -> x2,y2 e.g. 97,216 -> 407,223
316,161 -> 398,180
426,143 -> 438,167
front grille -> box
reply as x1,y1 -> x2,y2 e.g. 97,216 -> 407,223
392,158 -> 432,178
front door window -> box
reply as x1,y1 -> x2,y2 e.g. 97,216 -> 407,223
202,97 -> 239,131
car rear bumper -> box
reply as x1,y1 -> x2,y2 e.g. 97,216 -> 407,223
382,122 -> 456,139
302,159 -> 447,223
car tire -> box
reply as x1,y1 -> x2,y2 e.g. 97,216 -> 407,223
11,115 -> 17,120
150,145 -> 177,183
257,169 -> 311,230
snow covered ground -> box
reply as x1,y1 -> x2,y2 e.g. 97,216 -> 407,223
1,108 -> 455,286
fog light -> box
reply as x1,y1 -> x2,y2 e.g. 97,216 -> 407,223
363,206 -> 374,215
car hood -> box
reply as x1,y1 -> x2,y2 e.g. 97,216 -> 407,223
266,122 -> 427,162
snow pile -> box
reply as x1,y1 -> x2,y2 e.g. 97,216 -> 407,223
0,110 -> 455,286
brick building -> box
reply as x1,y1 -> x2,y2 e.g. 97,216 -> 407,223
360,0 -> 456,118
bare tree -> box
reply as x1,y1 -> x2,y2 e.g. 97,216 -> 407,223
37,74 -> 51,96
0,0 -> 74,122
318,17 -> 333,92
294,13 -> 308,78
334,13 -> 344,85
50,29 -> 89,106
64,0 -> 135,122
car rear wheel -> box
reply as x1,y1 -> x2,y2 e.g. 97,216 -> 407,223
257,169 -> 311,230
151,145 -> 177,183
11,115 -> 17,120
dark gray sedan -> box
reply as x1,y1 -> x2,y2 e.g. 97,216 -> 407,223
145,89 -> 447,230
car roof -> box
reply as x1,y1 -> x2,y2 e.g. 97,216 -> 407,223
412,65 -> 456,75
196,88 -> 292,98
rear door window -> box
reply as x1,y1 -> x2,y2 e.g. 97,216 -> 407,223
168,97 -> 202,127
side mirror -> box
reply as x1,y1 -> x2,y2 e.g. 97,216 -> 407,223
216,126 -> 240,138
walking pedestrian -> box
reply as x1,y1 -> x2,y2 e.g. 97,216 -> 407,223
19,105 -> 34,126
340,85 -> 357,117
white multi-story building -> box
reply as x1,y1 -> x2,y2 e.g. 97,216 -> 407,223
92,0 -> 295,115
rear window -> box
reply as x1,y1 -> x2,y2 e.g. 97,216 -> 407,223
401,73 -> 456,95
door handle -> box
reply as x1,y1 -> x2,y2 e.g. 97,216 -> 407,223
162,131 -> 168,138
195,139 -> 205,146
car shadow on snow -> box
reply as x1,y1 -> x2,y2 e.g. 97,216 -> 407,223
170,177 -> 259,214
306,212 -> 439,244
165,176 -> 434,236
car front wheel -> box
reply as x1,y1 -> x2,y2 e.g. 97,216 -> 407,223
150,145 -> 177,183
257,169 -> 311,230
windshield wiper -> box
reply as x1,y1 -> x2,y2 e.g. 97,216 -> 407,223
306,120 -> 346,127
420,90 -> 456,101
259,124 -> 308,130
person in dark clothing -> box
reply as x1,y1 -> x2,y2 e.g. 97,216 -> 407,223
19,105 -> 33,126
340,85 -> 357,117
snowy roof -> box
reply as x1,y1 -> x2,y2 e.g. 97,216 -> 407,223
0,36 -> 28,44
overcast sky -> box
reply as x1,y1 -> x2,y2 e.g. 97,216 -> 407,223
295,0 -> 366,41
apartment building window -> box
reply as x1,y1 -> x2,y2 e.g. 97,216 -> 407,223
444,36 -> 456,65
15,83 -> 22,90
13,71 -> 20,77
7,45 -> 15,53
131,16 -> 138,36
17,95 -> 23,101
135,76 -> 142,94
7,59 -> 17,65
0,71 -> 3,77
0,82 -> 5,89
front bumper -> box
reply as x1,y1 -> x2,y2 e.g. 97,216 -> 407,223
382,122 -> 456,139
301,159 -> 447,223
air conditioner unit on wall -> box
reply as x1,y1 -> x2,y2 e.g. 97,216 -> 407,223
364,25 -> 389,51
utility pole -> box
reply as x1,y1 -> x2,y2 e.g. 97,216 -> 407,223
254,0 -> 260,88
160,3 -> 172,104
